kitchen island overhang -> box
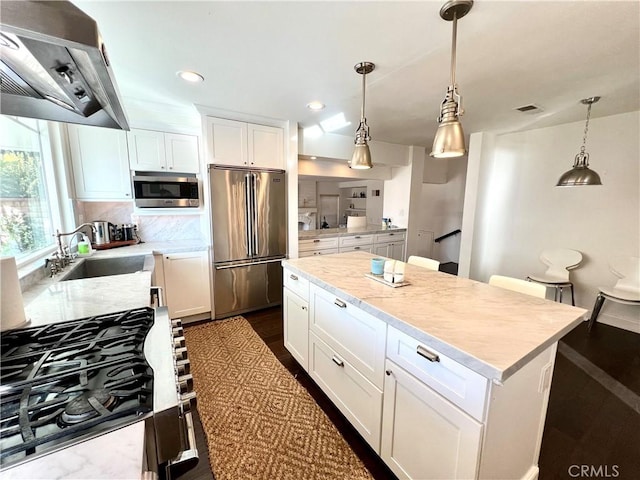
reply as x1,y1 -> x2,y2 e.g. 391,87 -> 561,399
282,250 -> 587,384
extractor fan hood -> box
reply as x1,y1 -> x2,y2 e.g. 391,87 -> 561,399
0,0 -> 129,130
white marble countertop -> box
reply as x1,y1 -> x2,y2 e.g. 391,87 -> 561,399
20,240 -> 208,327
3,422 -> 146,480
283,251 -> 588,382
299,225 -> 406,240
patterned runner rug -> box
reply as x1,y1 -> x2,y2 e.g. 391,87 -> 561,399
184,316 -> 373,480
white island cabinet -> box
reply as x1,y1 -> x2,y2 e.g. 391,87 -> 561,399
281,252 -> 586,480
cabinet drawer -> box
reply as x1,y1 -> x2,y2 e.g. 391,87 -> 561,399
283,268 -> 309,300
386,326 -> 488,421
299,237 -> 339,251
299,248 -> 339,258
339,245 -> 373,253
375,231 -> 406,244
339,234 -> 374,247
309,332 -> 383,452
310,284 -> 387,389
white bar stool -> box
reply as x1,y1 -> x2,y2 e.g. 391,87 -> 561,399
489,275 -> 547,298
526,248 -> 583,305
407,255 -> 440,271
587,256 -> 640,332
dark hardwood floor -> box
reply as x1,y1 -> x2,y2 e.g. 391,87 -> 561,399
179,307 -> 640,480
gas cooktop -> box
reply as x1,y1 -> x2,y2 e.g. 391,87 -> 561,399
0,308 -> 155,469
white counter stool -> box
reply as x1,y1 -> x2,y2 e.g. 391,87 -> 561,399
526,248 -> 583,305
587,256 -> 640,332
407,255 -> 440,271
489,275 -> 547,298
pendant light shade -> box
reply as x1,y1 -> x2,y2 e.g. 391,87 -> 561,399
556,97 -> 603,187
430,0 -> 473,159
350,62 -> 375,169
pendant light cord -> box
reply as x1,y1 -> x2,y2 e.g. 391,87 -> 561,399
361,70 -> 366,120
450,12 -> 458,86
581,102 -> 592,154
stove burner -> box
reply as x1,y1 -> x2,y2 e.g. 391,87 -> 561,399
59,389 -> 117,426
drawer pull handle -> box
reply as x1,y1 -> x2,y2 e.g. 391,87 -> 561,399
332,356 -> 344,367
355,236 -> 361,239
417,345 -> 440,363
385,369 -> 392,376
354,246 -> 360,250
313,239 -> 320,243
334,299 -> 347,308
290,274 -> 298,281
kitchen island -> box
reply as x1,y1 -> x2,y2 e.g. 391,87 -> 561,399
282,251 -> 587,480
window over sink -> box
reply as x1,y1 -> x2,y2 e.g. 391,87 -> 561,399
0,116 -> 62,263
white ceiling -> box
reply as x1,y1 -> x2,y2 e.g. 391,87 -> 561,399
73,0 -> 640,148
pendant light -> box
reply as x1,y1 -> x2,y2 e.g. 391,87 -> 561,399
430,0 -> 473,158
350,61 -> 375,169
556,97 -> 603,187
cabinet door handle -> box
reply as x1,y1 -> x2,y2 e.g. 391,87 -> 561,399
334,299 -> 346,308
290,274 -> 298,281
332,356 -> 344,367
385,369 -> 392,376
301,306 -> 307,311
416,345 -> 440,363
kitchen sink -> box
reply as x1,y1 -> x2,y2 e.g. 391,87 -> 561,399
60,255 -> 152,281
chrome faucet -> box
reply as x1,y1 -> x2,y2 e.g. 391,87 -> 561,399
55,223 -> 97,258
46,223 -> 98,276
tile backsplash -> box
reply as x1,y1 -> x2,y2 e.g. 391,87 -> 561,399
77,202 -> 204,242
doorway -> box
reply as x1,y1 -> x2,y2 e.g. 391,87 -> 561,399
318,194 -> 339,228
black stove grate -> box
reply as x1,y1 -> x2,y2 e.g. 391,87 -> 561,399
0,308 -> 155,469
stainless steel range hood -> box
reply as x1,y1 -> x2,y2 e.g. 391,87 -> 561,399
0,0 -> 129,130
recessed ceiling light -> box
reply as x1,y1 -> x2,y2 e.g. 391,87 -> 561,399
177,70 -> 204,83
320,112 -> 350,133
307,101 -> 325,111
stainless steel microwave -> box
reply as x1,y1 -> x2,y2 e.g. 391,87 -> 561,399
133,175 -> 200,208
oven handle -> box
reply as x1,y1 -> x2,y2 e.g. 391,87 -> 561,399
168,411 -> 199,472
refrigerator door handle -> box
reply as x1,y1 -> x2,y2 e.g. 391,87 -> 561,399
252,172 -> 259,256
244,173 -> 253,257
214,258 -> 284,269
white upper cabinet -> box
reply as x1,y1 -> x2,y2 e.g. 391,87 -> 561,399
206,116 -> 284,169
206,117 -> 247,166
67,124 -> 132,200
247,123 -> 284,169
128,129 -> 199,173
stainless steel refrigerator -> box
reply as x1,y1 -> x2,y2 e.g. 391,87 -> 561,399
209,165 -> 286,319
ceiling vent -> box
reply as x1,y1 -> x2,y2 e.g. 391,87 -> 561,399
515,104 -> 544,114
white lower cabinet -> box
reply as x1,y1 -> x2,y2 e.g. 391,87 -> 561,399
309,284 -> 387,388
309,332 -> 383,452
163,250 -> 211,319
283,288 -> 309,371
381,359 -> 483,480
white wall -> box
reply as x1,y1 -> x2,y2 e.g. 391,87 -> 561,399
460,111 -> 640,332
416,156 -> 467,263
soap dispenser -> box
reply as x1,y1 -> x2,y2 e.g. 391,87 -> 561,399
78,234 -> 93,256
